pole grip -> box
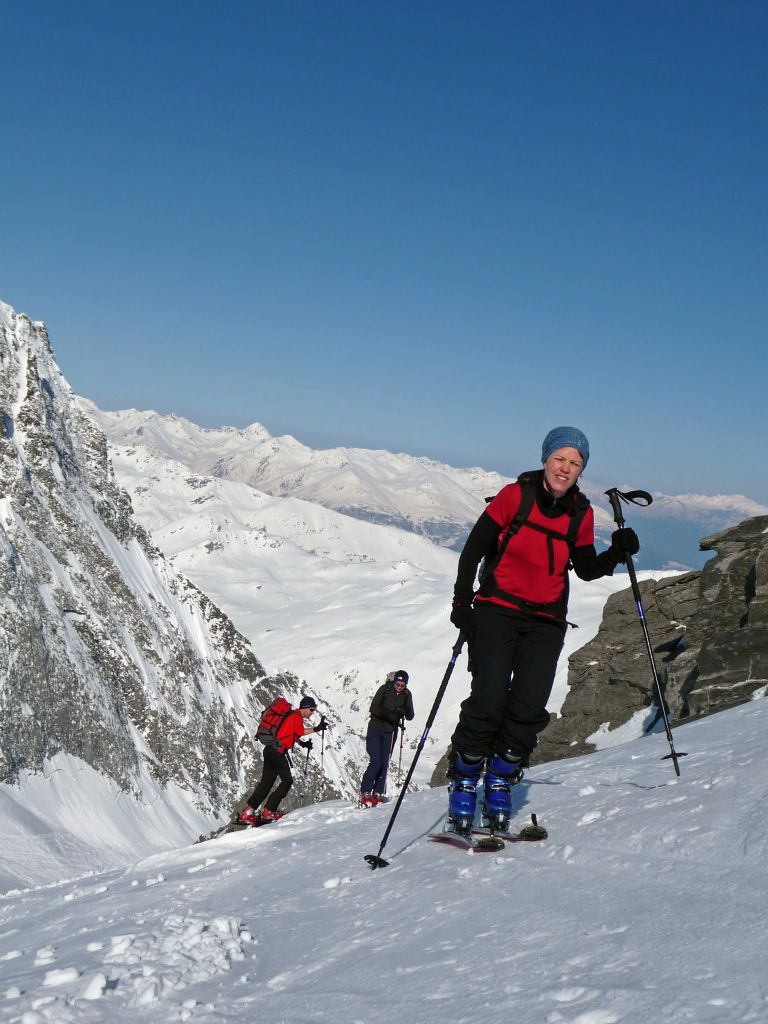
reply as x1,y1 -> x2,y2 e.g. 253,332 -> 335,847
605,487 -> 625,527
605,487 -> 653,527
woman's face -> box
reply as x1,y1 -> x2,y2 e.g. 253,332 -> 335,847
543,446 -> 584,498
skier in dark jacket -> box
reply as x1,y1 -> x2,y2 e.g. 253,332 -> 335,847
360,670 -> 415,806
446,426 -> 639,835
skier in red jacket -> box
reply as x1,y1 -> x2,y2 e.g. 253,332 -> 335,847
446,426 -> 639,836
240,696 -> 327,824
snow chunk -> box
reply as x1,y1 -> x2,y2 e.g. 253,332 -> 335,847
42,966 -> 80,986
80,972 -> 108,1000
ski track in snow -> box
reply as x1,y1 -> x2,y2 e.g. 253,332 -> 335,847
2,699 -> 767,1024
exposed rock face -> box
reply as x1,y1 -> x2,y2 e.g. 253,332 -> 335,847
536,516 -> 768,763
0,302 -> 338,815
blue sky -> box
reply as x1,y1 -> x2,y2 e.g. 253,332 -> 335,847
2,2 -> 767,500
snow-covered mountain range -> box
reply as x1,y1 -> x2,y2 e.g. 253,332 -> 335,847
78,401 -> 511,549
80,401 -> 768,571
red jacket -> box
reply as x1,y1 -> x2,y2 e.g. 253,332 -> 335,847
478,481 -> 595,612
275,709 -> 307,753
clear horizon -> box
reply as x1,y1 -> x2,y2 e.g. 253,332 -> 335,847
3,2 -> 767,500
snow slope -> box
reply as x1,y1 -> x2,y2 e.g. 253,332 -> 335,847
1,693 -> 765,1024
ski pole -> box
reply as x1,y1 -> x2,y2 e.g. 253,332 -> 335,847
605,487 -> 687,776
384,722 -> 404,800
365,634 -> 465,870
397,720 -> 405,786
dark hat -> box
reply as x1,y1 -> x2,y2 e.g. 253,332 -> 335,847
393,670 -> 409,684
299,696 -> 317,710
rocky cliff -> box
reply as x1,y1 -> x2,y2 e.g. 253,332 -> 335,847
536,516 -> 768,763
0,301 -> 338,819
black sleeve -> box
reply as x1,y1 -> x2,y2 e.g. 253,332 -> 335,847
404,691 -> 415,721
571,544 -> 621,582
454,511 -> 502,601
369,684 -> 387,717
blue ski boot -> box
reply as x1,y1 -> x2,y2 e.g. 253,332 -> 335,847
482,753 -> 524,833
447,752 -> 485,836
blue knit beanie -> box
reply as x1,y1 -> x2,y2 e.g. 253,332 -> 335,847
541,426 -> 590,469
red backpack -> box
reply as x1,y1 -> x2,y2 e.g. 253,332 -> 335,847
256,698 -> 293,753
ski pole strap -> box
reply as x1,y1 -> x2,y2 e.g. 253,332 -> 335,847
604,487 -> 653,527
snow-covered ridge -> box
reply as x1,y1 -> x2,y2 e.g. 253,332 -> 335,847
102,443 -> 458,575
645,489 -> 768,521
79,399 -> 513,549
82,400 -> 768,565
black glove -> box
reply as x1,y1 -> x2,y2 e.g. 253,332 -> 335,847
450,600 -> 476,639
314,720 -> 328,734
610,527 -> 640,560
299,738 -> 313,750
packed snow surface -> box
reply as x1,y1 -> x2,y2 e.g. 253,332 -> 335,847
1,693 -> 765,1024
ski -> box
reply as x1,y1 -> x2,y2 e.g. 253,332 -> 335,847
428,832 -> 505,852
195,821 -> 249,844
428,814 -> 547,852
195,813 -> 283,844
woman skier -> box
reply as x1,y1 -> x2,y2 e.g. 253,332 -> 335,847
446,426 -> 639,835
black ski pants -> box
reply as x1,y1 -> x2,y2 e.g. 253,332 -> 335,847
451,602 -> 565,761
247,745 -> 293,813
360,725 -> 396,795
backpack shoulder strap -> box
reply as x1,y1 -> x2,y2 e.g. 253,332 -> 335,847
481,477 -> 537,581
565,490 -> 590,547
